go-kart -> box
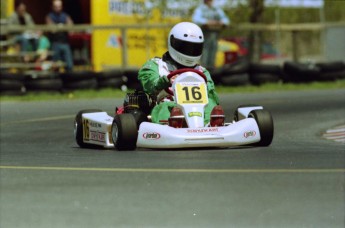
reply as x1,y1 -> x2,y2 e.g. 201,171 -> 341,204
74,69 -> 274,150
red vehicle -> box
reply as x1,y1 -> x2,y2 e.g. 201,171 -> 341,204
225,37 -> 282,60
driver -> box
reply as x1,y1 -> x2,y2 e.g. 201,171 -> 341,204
138,22 -> 224,127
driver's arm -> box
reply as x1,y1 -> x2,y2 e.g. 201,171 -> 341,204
204,70 -> 220,105
138,59 -> 170,94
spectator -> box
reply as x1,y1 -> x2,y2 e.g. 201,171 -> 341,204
20,30 -> 51,63
192,0 -> 230,70
35,31 -> 51,63
46,0 -> 74,71
8,1 -> 37,52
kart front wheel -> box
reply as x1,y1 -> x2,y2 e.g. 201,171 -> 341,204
74,109 -> 103,148
249,109 -> 274,146
111,114 -> 138,150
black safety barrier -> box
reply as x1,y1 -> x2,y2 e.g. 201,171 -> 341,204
1,61 -> 344,95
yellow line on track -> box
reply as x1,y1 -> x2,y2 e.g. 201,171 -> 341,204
0,115 -> 74,126
0,166 -> 344,173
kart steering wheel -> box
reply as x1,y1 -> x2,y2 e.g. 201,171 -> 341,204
165,68 -> 207,95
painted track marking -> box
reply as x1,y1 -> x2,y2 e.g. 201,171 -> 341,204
0,166 -> 344,173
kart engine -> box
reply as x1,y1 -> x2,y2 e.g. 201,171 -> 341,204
123,90 -> 155,115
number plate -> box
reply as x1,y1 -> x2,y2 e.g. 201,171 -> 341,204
175,82 -> 208,105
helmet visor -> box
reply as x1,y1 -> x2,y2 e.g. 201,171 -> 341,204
170,36 -> 203,57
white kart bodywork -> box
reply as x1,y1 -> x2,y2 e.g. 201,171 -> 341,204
78,71 -> 265,149
137,119 -> 260,148
81,112 -> 114,148
80,106 -> 263,149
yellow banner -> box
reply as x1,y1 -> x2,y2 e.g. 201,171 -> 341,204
90,0 -> 232,71
91,0 -> 182,71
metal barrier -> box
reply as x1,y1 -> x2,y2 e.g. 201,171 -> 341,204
1,22 -> 345,68
0,23 -> 174,70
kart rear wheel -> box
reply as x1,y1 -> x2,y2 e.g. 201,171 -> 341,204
130,109 -> 148,129
74,109 -> 103,148
249,109 -> 274,146
111,114 -> 138,150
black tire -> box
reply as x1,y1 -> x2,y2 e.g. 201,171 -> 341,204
0,72 -> 26,95
283,62 -> 320,82
97,70 -> 124,88
60,71 -> 96,82
97,77 -> 124,89
316,61 -> 345,73
74,109 -> 103,148
249,63 -> 282,75
222,61 -> 250,75
123,69 -> 141,89
130,109 -> 148,129
0,79 -> 25,90
220,73 -> 250,86
111,114 -> 138,151
249,109 -> 274,146
25,78 -> 63,91
318,70 -> 345,81
63,78 -> 98,90
0,72 -> 25,81
97,69 -> 123,80
249,73 -> 281,85
0,89 -> 26,96
209,67 -> 224,85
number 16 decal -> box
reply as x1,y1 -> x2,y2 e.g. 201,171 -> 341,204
182,86 -> 202,101
176,83 -> 207,104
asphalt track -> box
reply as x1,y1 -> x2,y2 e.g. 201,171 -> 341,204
0,89 -> 344,228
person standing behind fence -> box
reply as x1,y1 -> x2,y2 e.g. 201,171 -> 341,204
46,0 -> 74,72
192,0 -> 229,70
8,2 -> 36,53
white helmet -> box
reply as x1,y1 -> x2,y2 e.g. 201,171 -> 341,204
168,22 -> 204,67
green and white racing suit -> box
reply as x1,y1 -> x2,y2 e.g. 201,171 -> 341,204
138,53 -> 220,125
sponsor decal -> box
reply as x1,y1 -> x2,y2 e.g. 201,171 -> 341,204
109,0 -> 145,15
180,82 -> 199,86
244,131 -> 256,138
107,34 -> 122,48
143,132 -> 161,140
90,131 -> 106,142
90,121 -> 102,128
187,128 -> 219,133
188,112 -> 202,117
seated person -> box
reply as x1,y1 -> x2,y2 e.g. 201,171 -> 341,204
35,31 -> 51,63
8,2 -> 36,52
138,22 -> 223,127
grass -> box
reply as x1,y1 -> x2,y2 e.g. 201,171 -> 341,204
1,79 -> 345,102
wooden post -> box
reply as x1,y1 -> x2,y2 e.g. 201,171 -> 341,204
292,30 -> 299,62
248,0 -> 264,63
121,27 -> 128,70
